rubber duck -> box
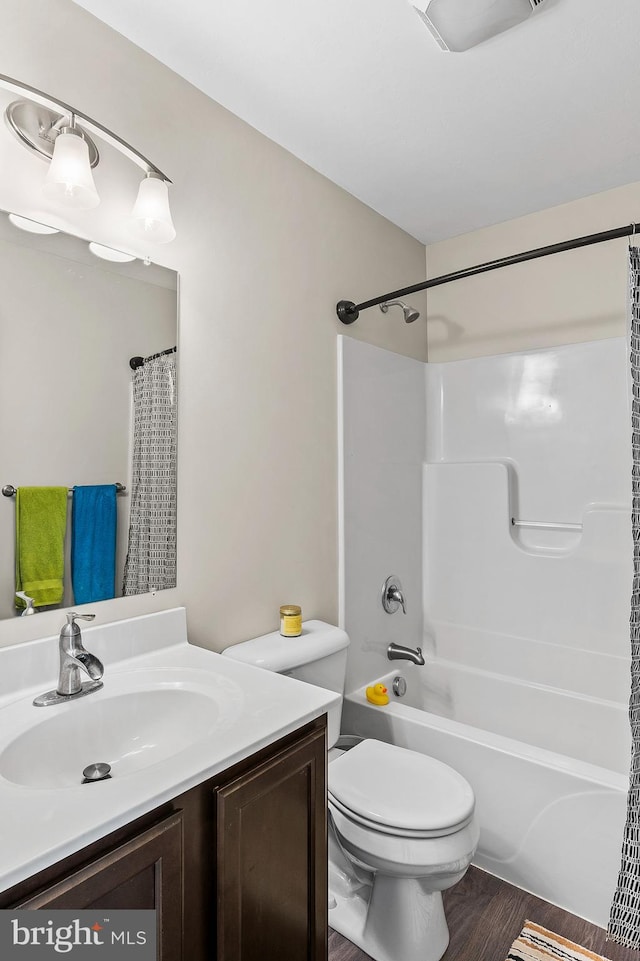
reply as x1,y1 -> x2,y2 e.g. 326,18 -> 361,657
366,683 -> 389,706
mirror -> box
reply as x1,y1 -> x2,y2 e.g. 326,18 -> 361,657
0,212 -> 178,620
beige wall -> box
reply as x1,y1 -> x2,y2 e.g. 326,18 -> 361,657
426,181 -> 640,361
0,0 -> 427,650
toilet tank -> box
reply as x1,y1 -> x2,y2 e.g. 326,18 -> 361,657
222,620 -> 349,747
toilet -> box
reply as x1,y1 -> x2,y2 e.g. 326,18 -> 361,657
223,620 -> 479,961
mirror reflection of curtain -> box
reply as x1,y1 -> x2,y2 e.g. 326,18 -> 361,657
123,350 -> 177,595
608,247 -> 640,947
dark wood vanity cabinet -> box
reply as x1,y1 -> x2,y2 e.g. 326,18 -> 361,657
11,813 -> 184,959
216,718 -> 327,961
0,717 -> 327,961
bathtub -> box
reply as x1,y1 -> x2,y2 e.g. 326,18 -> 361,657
341,662 -> 629,928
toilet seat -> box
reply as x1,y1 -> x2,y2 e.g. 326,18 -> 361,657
328,794 -> 474,838
328,739 -> 475,838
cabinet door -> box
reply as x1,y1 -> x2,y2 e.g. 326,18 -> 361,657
216,725 -> 327,961
16,811 -> 183,961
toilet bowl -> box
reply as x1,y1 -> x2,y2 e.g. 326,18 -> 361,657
327,739 -> 479,961
222,622 -> 478,961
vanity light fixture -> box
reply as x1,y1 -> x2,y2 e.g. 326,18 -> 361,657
2,74 -> 176,243
88,242 -> 137,263
42,115 -> 100,210
128,172 -> 176,244
7,213 -> 59,235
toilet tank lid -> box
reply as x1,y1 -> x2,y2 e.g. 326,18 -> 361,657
221,620 -> 349,673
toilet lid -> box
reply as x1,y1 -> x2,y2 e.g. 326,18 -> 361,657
328,739 -> 475,834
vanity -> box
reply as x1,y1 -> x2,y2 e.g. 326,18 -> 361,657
0,609 -> 337,961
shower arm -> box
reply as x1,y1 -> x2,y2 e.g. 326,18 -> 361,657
336,221 -> 640,324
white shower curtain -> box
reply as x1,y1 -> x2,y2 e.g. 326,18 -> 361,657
122,350 -> 177,595
608,247 -> 640,947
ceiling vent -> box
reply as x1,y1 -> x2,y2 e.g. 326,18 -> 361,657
410,0 -> 546,52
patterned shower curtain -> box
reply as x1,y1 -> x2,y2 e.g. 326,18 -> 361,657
122,349 -> 177,595
608,247 -> 640,947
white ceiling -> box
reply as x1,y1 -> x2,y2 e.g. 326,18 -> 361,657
71,0 -> 640,244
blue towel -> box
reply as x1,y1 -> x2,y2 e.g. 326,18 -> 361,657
71,485 -> 117,604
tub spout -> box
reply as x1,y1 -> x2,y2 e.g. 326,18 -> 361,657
387,642 -> 425,666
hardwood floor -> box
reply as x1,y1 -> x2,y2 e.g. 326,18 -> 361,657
328,866 -> 639,961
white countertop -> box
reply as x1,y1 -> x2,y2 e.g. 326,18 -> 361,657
0,608 -> 338,893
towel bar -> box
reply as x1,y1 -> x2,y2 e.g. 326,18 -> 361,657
2,483 -> 126,498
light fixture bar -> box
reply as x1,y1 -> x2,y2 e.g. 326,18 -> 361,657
5,100 -> 100,167
0,73 -> 171,182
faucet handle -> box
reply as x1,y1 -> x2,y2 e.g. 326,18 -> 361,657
65,611 -> 96,625
381,575 -> 406,615
16,591 -> 36,616
389,588 -> 406,614
61,612 -> 97,642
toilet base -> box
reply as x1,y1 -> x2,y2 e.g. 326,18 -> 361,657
329,858 -> 450,961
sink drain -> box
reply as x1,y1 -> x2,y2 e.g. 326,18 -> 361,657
82,762 -> 112,784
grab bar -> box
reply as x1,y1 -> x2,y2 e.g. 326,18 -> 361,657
511,517 -> 582,532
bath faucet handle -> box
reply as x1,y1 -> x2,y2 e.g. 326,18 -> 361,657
382,575 -> 406,615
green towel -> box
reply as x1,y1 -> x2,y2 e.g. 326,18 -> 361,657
15,487 -> 68,609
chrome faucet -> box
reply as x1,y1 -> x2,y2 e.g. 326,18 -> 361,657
57,612 -> 103,695
33,612 -> 104,707
382,575 -> 407,614
387,642 -> 425,666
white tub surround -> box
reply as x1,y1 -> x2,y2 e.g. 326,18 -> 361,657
424,338 -> 632,707
0,608 -> 339,892
340,335 -> 632,708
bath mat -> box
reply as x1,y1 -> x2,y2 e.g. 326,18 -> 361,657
506,921 -> 612,961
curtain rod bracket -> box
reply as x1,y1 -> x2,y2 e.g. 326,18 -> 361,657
337,300 -> 359,324
129,346 -> 176,370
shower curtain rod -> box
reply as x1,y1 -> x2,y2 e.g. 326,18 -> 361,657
336,221 -> 640,324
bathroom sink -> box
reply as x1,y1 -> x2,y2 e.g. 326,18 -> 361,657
0,608 -> 341,894
0,670 -> 245,789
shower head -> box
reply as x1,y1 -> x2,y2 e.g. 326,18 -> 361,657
379,300 -> 421,323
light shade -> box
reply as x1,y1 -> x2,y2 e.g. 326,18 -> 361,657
411,0 -> 541,52
88,242 -> 136,263
42,128 -> 100,210
8,213 -> 59,235
128,173 -> 176,244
